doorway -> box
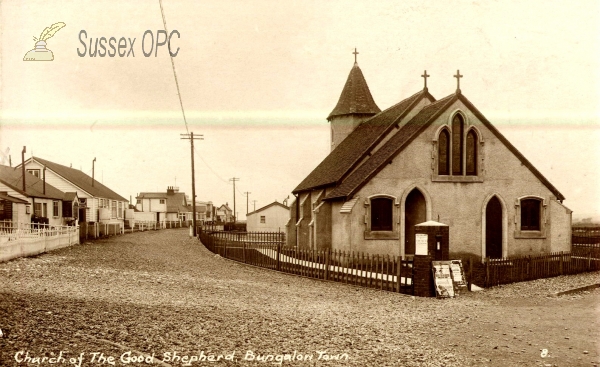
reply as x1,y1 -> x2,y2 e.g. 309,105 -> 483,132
404,189 -> 426,255
485,196 -> 503,259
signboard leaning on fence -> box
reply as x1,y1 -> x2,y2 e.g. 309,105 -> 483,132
432,260 -> 467,298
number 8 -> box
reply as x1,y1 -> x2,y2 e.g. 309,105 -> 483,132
541,349 -> 548,358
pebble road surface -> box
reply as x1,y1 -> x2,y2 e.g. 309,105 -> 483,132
1,228 -> 598,366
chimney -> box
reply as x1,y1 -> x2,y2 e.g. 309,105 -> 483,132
92,157 -> 96,187
21,146 -> 26,192
43,166 -> 47,195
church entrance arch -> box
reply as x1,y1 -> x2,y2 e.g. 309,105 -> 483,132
404,189 -> 426,256
485,196 -> 503,259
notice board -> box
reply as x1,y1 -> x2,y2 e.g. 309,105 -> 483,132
432,260 -> 467,298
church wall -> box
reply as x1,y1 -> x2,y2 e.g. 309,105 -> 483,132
549,199 -> 572,253
296,193 -> 312,249
333,99 -> 570,258
286,200 -> 297,247
314,201 -> 332,250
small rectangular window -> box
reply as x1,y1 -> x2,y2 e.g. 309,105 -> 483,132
371,197 -> 393,231
53,201 -> 59,217
260,216 -> 266,223
111,200 -> 117,218
160,199 -> 165,204
27,169 -> 40,178
34,203 -> 42,217
521,199 -> 541,231
43,203 -> 48,217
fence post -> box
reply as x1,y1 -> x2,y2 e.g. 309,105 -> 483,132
559,252 -> 564,275
324,249 -> 330,280
243,241 -> 246,263
485,257 -> 489,288
588,251 -> 592,271
276,243 -> 281,271
468,257 -> 473,292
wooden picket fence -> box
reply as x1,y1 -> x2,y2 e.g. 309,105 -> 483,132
483,250 -> 600,287
199,230 -> 414,295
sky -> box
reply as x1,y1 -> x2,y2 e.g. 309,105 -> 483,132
1,0 -> 599,220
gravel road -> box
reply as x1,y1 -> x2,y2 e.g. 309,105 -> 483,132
1,229 -> 598,367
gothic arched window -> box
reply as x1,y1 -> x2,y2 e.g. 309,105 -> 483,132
466,129 -> 477,176
452,114 -> 464,175
438,129 -> 450,175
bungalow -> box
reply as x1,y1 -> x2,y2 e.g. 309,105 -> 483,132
246,201 -> 289,232
135,186 -> 191,222
21,157 -> 128,226
0,164 -> 72,226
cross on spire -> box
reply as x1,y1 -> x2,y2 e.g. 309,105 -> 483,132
454,70 -> 463,92
421,70 -> 430,89
353,48 -> 359,63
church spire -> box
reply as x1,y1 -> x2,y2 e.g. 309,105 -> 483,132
327,50 -> 380,121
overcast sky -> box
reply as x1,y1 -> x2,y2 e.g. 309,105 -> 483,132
1,0 -> 599,220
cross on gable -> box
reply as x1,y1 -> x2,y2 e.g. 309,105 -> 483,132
454,70 -> 463,91
353,48 -> 359,63
421,70 -> 430,89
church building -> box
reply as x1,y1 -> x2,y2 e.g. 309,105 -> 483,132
288,51 -> 572,260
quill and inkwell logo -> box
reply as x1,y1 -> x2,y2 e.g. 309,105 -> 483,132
23,22 -> 66,61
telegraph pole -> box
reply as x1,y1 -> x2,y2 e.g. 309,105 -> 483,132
252,200 -> 257,212
181,132 -> 204,236
244,192 -> 251,214
229,177 -> 240,223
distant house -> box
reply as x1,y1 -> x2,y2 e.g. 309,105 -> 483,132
0,164 -> 72,225
246,201 -> 289,232
216,203 -> 233,223
21,157 -> 128,226
188,200 -> 214,223
135,186 -> 191,222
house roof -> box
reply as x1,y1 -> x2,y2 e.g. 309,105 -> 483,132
247,201 -> 289,216
328,62 -> 381,120
294,89 -> 435,193
218,204 -> 232,212
324,92 -> 565,201
166,192 -> 189,213
137,192 -> 168,199
0,164 -> 66,200
27,157 -> 128,202
63,192 -> 78,202
0,192 -> 29,204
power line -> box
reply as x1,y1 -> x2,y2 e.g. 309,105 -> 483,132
159,0 -> 189,134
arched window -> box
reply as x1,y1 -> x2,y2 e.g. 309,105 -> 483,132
438,129 -> 450,175
520,198 -> 541,231
466,129 -> 477,176
452,114 -> 464,175
371,197 -> 393,231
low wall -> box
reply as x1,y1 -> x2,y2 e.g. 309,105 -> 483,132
0,227 -> 79,262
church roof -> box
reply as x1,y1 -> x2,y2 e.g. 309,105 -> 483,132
324,92 -> 565,201
327,63 -> 381,120
293,89 -> 434,193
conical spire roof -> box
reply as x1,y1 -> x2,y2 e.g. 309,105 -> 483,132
327,62 -> 381,120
